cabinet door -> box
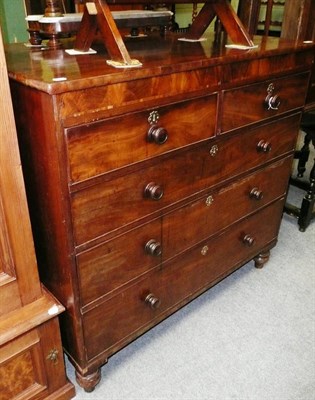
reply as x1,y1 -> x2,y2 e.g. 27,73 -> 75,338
0,330 -> 48,400
0,26 -> 42,314
0,318 -> 68,400
0,194 -> 21,316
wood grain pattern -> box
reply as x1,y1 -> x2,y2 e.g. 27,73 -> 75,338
0,28 -> 41,309
71,113 -> 300,247
83,199 -> 284,360
66,95 -> 217,183
163,156 -> 293,259
281,0 -> 315,41
6,30 -> 314,391
221,72 -> 309,132
0,24 -> 75,400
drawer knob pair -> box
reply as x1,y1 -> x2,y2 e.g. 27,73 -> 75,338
249,187 -> 263,201
147,125 -> 168,145
145,293 -> 161,310
144,182 -> 164,200
257,140 -> 272,153
145,239 -> 162,257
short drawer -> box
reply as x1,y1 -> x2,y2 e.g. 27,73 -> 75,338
71,114 -> 299,246
77,218 -> 162,307
221,72 -> 309,133
162,156 -> 293,260
66,95 -> 217,183
82,199 -> 284,360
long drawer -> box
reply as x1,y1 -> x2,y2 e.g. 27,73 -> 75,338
66,95 -> 217,183
77,156 -> 292,308
82,199 -> 284,360
71,114 -> 299,246
221,72 -> 309,133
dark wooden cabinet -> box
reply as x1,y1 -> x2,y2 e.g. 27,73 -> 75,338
0,26 -> 75,400
5,29 -> 314,392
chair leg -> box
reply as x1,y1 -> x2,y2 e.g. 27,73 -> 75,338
297,133 -> 311,177
298,156 -> 315,231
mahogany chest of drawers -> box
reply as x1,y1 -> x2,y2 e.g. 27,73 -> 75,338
6,33 -> 314,392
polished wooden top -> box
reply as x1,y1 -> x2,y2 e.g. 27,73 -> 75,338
5,32 -> 314,94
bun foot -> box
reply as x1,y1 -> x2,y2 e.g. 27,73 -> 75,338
75,368 -> 101,392
254,250 -> 270,269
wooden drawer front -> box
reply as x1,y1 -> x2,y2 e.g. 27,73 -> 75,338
78,219 -> 162,307
71,144 -> 209,246
78,157 -> 291,307
163,156 -> 292,260
83,200 -> 284,360
60,66 -> 220,123
66,95 -> 217,183
221,72 -> 309,133
71,114 -> 299,246
203,113 -> 300,189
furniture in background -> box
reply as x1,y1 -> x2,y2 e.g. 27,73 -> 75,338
281,0 -> 315,43
237,0 -> 260,35
238,0 -> 315,231
6,0 -> 314,390
24,0 -> 75,14
237,0 -> 285,36
284,113 -> 315,231
280,0 -> 315,231
257,0 -> 285,36
0,24 -> 75,400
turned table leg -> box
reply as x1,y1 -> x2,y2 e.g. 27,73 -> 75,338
254,250 -> 270,269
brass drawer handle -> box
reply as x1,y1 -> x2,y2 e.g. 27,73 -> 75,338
257,140 -> 272,153
209,145 -> 219,157
265,83 -> 281,110
46,349 -> 59,365
249,187 -> 263,200
201,245 -> 209,256
147,125 -> 168,144
242,234 -> 256,247
205,195 -> 214,206
145,239 -> 162,257
145,293 -> 161,310
144,182 -> 164,200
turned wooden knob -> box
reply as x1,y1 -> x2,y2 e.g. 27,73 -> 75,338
144,182 -> 164,200
147,125 -> 168,144
243,234 -> 256,247
249,187 -> 263,200
145,239 -> 162,257
257,140 -> 272,153
145,293 -> 161,309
